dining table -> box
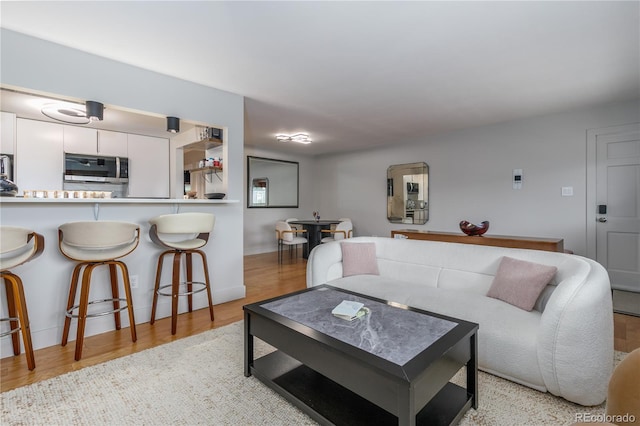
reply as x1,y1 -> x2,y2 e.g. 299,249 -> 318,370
288,220 -> 342,259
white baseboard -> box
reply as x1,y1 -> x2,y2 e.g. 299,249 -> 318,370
613,290 -> 640,317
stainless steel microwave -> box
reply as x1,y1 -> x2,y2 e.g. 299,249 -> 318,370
64,153 -> 129,183
407,182 -> 419,194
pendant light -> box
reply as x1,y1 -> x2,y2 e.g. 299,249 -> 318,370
85,101 -> 104,122
167,116 -> 180,133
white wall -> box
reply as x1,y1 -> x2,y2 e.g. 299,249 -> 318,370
312,100 -> 639,257
244,147 -> 316,255
0,29 -> 246,353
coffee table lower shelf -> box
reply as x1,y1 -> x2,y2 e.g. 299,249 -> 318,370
251,350 -> 473,426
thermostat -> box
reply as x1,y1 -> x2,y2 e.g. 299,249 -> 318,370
513,169 -> 523,190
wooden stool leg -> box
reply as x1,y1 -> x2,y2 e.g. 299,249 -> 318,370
75,264 -> 96,361
171,251 -> 181,335
10,275 -> 35,370
186,252 -> 193,313
197,250 -> 214,321
3,277 -> 20,355
2,273 -> 35,370
62,264 -> 83,347
116,261 -> 137,343
150,252 -> 167,324
109,263 -> 122,330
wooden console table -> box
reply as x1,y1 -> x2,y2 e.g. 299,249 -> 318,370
390,229 -> 564,252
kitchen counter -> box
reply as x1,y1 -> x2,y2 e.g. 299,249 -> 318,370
0,196 -> 245,358
0,197 -> 239,204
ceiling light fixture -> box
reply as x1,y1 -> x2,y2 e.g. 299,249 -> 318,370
41,101 -> 90,124
276,133 -> 312,144
85,101 -> 104,122
167,116 -> 180,133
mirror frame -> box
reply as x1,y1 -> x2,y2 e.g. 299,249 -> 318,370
247,156 -> 299,208
387,162 -> 429,224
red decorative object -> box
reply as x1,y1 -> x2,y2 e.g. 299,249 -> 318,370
459,220 -> 490,236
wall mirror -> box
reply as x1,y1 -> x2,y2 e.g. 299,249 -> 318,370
387,162 -> 429,224
247,156 -> 299,208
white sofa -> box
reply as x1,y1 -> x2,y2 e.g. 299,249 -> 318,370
306,236 -> 614,406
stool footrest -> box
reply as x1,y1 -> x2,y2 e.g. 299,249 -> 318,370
65,298 -> 130,319
0,317 -> 21,337
157,281 -> 208,297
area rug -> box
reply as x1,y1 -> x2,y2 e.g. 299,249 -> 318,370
1,321 -> 621,426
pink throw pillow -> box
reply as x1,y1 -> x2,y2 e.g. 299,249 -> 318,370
487,256 -> 557,311
341,242 -> 379,277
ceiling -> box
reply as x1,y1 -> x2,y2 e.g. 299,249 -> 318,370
1,1 -> 638,156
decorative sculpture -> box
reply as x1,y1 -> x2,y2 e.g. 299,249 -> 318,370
459,220 -> 490,236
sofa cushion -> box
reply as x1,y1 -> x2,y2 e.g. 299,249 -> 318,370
487,256 -> 557,311
328,275 -> 417,306
341,242 -> 379,277
326,277 -> 546,390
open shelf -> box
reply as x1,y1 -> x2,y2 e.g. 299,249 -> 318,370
251,350 -> 473,426
188,166 -> 223,173
183,137 -> 223,152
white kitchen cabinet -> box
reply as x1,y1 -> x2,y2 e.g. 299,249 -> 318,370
16,118 -> 64,194
63,125 -> 95,154
127,134 -> 169,198
97,130 -> 128,156
1,112 -> 16,154
63,125 -> 127,157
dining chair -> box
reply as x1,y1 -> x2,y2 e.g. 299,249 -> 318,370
285,217 -> 302,231
330,218 -> 352,232
276,221 -> 308,263
321,220 -> 353,243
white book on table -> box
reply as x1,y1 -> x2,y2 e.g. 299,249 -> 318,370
331,300 -> 368,321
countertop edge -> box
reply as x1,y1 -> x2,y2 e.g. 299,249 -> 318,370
0,197 -> 240,204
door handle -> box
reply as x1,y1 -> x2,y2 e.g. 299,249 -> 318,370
597,217 -> 608,223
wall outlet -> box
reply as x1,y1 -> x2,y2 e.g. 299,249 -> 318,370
561,186 -> 574,196
129,275 -> 139,289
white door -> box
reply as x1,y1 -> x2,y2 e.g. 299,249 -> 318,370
591,124 -> 640,298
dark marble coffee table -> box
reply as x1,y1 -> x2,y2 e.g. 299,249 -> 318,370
244,285 -> 478,426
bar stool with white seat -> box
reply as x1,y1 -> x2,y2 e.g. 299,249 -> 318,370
149,212 -> 215,335
58,221 -> 140,361
0,227 -> 44,370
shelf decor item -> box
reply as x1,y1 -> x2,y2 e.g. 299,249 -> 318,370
0,174 -> 18,196
459,220 -> 490,236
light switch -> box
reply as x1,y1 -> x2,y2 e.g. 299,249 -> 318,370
513,169 -> 523,190
562,186 -> 574,197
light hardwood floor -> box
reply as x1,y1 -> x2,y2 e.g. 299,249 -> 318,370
2,252 -> 639,392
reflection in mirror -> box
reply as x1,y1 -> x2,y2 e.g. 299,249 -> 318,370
387,162 -> 429,224
251,178 -> 268,206
247,156 -> 299,208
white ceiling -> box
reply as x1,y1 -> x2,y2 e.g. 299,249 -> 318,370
1,1 -> 638,156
